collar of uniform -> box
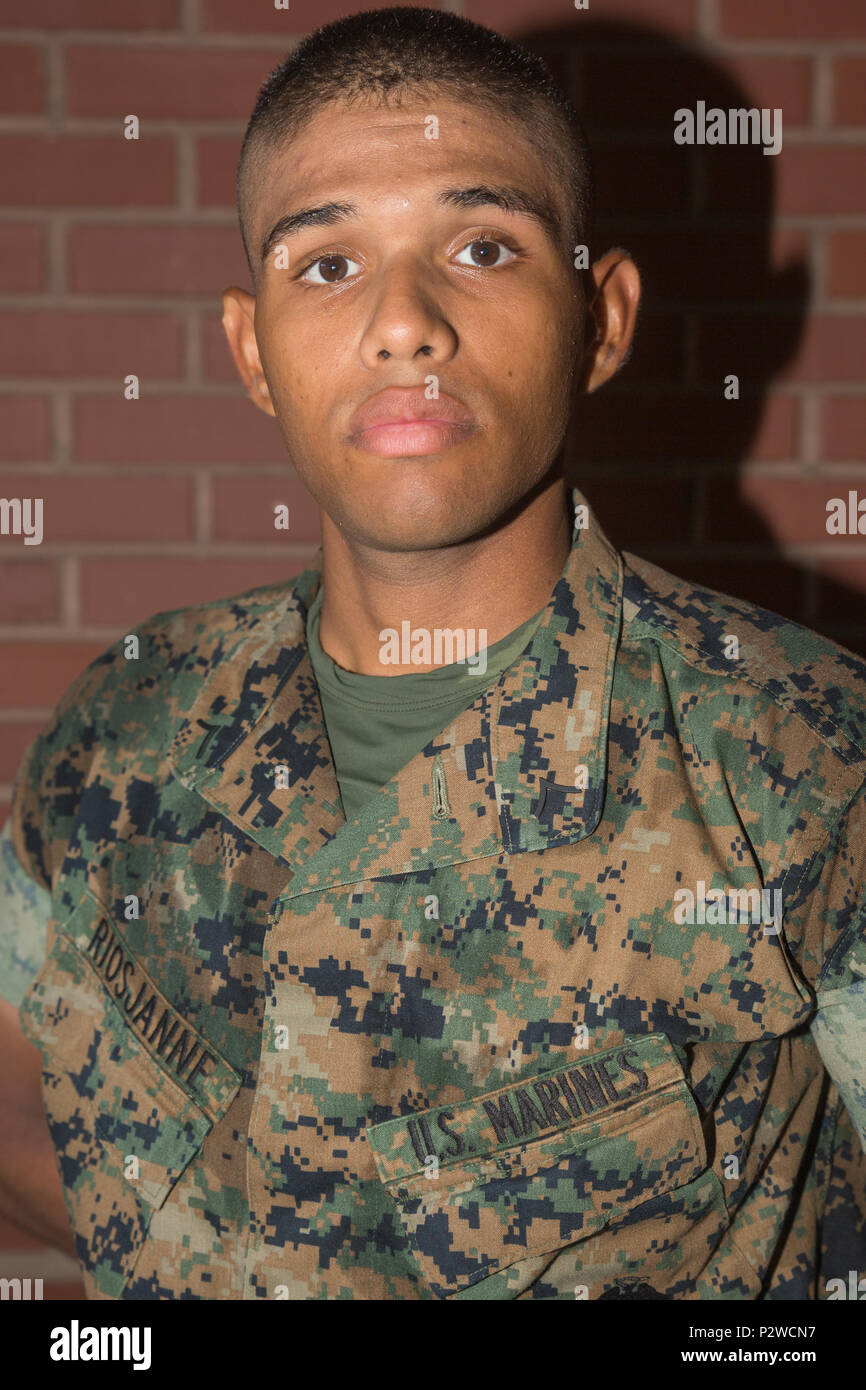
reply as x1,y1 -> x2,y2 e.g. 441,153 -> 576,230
164,487 -> 622,885
492,489 -> 622,854
164,563 -> 344,874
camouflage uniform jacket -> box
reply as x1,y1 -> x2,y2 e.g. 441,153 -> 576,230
7,491 -> 866,1300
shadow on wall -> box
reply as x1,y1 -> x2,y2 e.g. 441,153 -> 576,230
519,18 -> 865,656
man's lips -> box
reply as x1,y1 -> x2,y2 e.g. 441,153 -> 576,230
346,387 -> 478,456
348,383 -> 478,436
350,419 -> 476,458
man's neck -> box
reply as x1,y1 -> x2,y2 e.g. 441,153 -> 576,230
316,481 -> 573,676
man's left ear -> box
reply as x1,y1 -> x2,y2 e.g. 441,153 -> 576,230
579,250 -> 641,394
221,286 -> 276,416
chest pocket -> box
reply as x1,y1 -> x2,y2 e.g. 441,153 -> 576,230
19,886 -> 243,1299
367,1033 -> 718,1299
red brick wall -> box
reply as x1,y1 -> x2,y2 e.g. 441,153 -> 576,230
506,0 -> 866,646
0,0 -> 864,1297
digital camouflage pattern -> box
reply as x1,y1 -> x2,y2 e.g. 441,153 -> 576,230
9,488 -> 866,1300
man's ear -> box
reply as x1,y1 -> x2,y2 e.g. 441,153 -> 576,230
579,250 -> 641,395
221,287 -> 276,417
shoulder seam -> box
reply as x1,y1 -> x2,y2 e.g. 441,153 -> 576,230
621,624 -> 866,764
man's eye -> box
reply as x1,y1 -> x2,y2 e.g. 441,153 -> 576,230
300,253 -> 362,285
453,238 -> 516,269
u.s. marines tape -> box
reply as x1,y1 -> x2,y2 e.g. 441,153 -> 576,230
366,1034 -> 711,1295
368,1033 -> 694,1192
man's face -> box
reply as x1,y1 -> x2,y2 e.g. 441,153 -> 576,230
236,93 -> 587,552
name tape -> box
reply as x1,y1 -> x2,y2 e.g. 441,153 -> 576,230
69,903 -> 239,1118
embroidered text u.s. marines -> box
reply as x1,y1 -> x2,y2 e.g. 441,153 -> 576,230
4,491 -> 866,1300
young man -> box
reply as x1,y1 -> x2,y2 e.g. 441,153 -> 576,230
0,7 -> 864,1302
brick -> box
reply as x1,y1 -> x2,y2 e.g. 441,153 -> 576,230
197,134 -> 245,210
211,474 -> 321,542
571,389 -> 796,465
582,56 -> 716,137
582,55 -> 810,136
0,135 -> 175,208
0,720 -> 46,781
67,224 -> 245,296
201,0 -> 432,32
0,0 -> 179,27
66,44 -> 285,121
751,394 -> 799,460
596,229 -> 791,305
81,556 -> 315,627
0,223 -> 46,292
815,558 -> 866,623
0,311 -> 184,378
0,560 -> 59,624
73,393 -> 285,465
707,147 -> 866,216
822,397 -> 866,460
771,227 -> 810,269
0,43 -> 44,116
43,1281 -> 87,1300
586,60 -> 811,221
827,231 -> 866,298
0,1214 -> 45,1248
777,148 -> 866,216
610,312 -> 683,385
0,397 -> 51,462
0,643 -> 105,708
720,0 -> 866,39
701,476 -> 862,545
696,315 -> 866,384
573,313 -> 682,387
202,313 -> 239,382
720,57 -> 813,126
590,143 -> 690,218
640,552 -> 804,619
832,57 -> 866,127
465,0 -> 696,38
579,476 -> 694,550
0,471 -> 195,542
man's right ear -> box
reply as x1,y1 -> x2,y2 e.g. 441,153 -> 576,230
221,287 -> 276,416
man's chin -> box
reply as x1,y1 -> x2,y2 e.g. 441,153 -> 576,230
337,479 -> 497,553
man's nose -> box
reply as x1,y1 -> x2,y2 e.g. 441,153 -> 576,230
358,261 -> 458,367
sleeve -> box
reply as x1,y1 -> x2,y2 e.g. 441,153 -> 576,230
807,782 -> 866,1151
0,638 -> 122,1011
0,730 -> 55,1007
0,817 -> 51,1007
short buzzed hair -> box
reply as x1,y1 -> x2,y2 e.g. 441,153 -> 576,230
236,5 -> 594,283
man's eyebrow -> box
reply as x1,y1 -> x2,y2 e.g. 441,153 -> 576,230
436,184 -> 562,242
258,182 -> 562,267
260,201 -> 359,266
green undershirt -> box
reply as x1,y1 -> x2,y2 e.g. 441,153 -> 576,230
306,588 -> 545,822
